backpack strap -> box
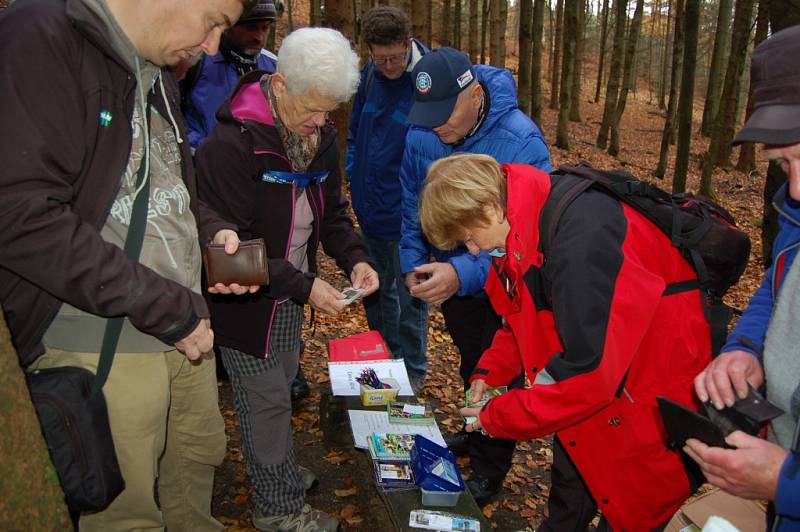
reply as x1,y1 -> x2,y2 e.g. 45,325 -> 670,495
538,173 -> 593,258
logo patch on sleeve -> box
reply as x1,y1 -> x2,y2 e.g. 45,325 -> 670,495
99,109 -> 113,127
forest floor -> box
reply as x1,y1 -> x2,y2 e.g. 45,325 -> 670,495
210,70 -> 770,531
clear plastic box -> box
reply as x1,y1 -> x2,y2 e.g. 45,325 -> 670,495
411,435 -> 465,507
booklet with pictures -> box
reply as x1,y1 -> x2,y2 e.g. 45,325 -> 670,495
371,460 -> 416,491
464,386 -> 507,425
367,433 -> 415,461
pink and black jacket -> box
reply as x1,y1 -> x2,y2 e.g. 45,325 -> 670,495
195,71 -> 372,358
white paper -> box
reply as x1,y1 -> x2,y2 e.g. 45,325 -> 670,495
329,359 -> 413,396
404,404 -> 426,416
347,410 -> 446,449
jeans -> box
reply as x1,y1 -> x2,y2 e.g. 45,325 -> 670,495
361,235 -> 428,375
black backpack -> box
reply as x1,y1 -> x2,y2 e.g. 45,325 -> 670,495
539,163 -> 751,355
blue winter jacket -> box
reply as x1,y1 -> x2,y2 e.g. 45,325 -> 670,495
346,39 -> 428,241
398,64 -> 552,297
182,49 -> 277,150
722,183 -> 800,530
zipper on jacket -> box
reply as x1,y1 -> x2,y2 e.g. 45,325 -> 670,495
263,181 -> 299,357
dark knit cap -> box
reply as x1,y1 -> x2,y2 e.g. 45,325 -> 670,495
238,0 -> 277,24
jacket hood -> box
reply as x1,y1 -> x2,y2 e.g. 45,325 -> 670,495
66,0 -> 135,72
471,64 -> 519,140
219,70 -> 275,126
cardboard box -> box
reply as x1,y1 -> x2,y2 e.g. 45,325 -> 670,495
664,489 -> 766,532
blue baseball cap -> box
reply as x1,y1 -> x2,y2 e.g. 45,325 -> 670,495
407,47 -> 476,128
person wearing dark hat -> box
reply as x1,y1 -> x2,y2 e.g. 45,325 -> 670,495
398,46 -> 551,504
346,6 -> 430,393
181,0 -> 279,151
685,25 -> 800,531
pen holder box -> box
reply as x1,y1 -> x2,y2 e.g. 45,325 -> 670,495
411,435 -> 465,507
359,378 -> 400,406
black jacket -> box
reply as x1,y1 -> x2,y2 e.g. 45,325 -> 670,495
195,71 -> 372,357
0,0 -> 233,364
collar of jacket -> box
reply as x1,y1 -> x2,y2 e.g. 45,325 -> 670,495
499,163 -> 550,276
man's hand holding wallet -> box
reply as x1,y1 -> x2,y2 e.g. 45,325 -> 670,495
204,230 -> 265,295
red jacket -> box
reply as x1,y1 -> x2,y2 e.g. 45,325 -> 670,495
472,164 -> 711,530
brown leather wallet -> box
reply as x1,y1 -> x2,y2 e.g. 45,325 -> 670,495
203,238 -> 269,286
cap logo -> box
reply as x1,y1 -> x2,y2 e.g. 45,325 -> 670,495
416,72 -> 432,94
457,69 -> 474,89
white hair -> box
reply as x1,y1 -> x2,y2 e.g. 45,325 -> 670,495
277,27 -> 360,103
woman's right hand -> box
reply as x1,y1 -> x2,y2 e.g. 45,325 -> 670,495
309,277 -> 346,315
468,378 -> 489,403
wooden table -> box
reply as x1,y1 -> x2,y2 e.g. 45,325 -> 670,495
319,393 -> 492,532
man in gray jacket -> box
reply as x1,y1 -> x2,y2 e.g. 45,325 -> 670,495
0,0 -> 258,529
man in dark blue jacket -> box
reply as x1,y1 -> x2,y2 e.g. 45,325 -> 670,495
399,47 -> 551,504
686,25 -> 800,531
346,6 -> 429,389
181,0 -> 278,151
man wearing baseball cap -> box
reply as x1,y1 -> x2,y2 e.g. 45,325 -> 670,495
398,46 -> 551,504
181,0 -> 279,151
685,25 -> 800,531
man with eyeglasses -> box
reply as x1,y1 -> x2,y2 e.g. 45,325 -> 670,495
346,5 -> 430,392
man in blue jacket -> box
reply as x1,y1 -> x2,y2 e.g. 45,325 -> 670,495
686,25 -> 800,531
399,47 -> 551,504
346,6 -> 429,389
181,0 -> 278,151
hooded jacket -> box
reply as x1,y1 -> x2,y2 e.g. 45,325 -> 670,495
345,39 -> 428,241
473,164 -> 711,529
722,183 -> 800,530
183,47 -> 278,150
0,0 -> 233,365
398,64 -> 552,297
195,72 -> 372,357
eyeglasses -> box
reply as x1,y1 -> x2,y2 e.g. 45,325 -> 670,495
370,49 -> 408,66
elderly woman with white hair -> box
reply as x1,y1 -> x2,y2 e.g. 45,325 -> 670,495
196,27 -> 377,531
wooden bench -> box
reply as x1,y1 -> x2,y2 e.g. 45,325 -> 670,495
319,393 -> 492,532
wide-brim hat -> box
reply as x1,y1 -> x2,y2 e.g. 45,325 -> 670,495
733,25 -> 800,146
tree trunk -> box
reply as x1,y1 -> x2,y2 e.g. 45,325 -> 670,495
699,0 -> 756,197
481,0 -> 490,63
594,0 -> 610,102
531,0 -> 546,123
654,0 -> 685,178
673,0 -> 699,194
323,0 -> 354,159
455,0 -> 463,49
519,0 -> 534,114
498,0 -> 508,67
549,0 -> 564,108
469,0 -> 480,61
441,0 -> 452,47
736,0 -> 769,173
569,0 -> 585,121
310,0 -> 322,26
413,0 -> 428,42
596,0 -> 627,148
609,0 -> 644,155
0,308 -> 72,527
646,0 -> 659,104
428,0 -> 434,45
700,0 -> 734,137
287,0 -> 294,31
556,0 -> 578,149
658,0 -> 673,109
769,0 -> 800,30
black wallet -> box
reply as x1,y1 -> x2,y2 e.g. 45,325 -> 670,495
658,387 -> 784,449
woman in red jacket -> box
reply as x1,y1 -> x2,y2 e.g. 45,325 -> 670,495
419,153 -> 711,531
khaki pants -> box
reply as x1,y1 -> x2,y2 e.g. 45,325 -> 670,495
32,348 -> 226,532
